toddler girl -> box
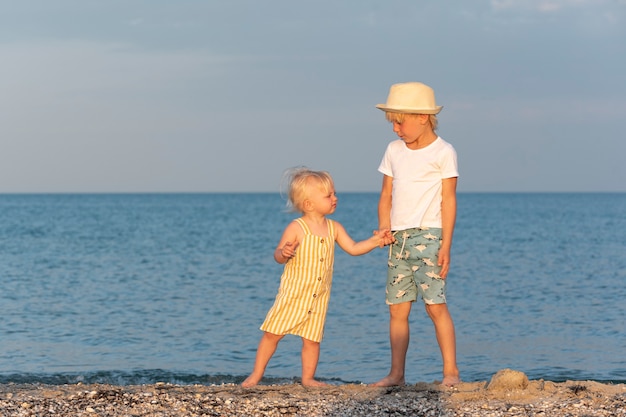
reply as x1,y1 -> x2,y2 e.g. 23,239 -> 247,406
242,168 -> 391,387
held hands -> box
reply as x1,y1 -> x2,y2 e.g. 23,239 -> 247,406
373,229 -> 395,248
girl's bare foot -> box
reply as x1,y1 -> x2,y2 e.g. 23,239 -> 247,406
241,375 -> 262,388
370,375 -> 406,387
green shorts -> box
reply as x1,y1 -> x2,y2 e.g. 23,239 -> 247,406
385,227 -> 447,305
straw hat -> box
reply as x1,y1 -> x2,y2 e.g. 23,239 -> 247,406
376,82 -> 443,114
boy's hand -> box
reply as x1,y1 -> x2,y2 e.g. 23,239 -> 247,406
373,229 -> 395,248
437,247 -> 451,279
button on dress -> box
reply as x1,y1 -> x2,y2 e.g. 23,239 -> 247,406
260,218 -> 336,343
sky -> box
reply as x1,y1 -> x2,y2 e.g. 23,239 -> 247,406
1,0 -> 625,193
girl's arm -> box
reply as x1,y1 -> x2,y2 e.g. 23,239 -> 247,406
274,221 -> 302,264
334,222 -> 384,256
438,176 -> 458,278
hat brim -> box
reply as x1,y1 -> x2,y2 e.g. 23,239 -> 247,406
375,104 -> 443,115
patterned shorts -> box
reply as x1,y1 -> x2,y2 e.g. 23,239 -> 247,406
385,227 -> 447,305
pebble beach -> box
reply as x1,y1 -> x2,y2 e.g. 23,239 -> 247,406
1,370 -> 624,416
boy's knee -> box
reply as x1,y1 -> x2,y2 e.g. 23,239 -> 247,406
389,302 -> 412,319
424,303 -> 448,319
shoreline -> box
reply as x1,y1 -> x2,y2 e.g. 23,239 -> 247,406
1,371 -> 624,416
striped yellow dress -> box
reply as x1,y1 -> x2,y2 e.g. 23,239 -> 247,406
260,217 -> 335,343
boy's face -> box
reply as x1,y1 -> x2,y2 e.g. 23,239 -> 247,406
392,114 -> 430,147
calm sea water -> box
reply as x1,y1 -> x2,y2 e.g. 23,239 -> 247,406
0,193 -> 624,386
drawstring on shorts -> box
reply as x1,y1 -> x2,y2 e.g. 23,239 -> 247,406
388,230 -> 408,260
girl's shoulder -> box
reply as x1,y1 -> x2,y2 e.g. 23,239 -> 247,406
280,218 -> 306,241
327,219 -> 345,239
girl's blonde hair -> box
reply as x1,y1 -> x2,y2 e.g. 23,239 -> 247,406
385,112 -> 438,131
281,167 -> 333,213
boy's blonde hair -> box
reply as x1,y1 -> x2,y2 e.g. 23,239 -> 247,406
282,167 -> 334,213
385,112 -> 438,131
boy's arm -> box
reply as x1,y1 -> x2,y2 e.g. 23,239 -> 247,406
438,176 -> 458,278
378,175 -> 393,233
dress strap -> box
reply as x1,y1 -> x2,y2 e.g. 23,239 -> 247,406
295,217 -> 334,240
327,219 -> 335,242
295,217 -> 311,234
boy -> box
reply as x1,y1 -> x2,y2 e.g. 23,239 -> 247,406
372,82 -> 460,387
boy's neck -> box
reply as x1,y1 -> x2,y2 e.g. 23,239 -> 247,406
405,131 -> 438,150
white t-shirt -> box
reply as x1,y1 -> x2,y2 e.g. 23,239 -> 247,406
378,137 -> 458,230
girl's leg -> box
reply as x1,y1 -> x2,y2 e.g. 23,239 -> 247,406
241,332 -> 284,387
301,338 -> 327,387
372,301 -> 412,386
425,303 -> 460,386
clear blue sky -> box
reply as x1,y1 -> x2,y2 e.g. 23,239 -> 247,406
2,1 -> 624,193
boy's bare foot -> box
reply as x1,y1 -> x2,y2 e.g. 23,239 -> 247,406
241,375 -> 261,388
301,379 -> 329,387
441,375 -> 461,387
370,375 -> 406,387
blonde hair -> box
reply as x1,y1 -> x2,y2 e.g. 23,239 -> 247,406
282,167 -> 334,213
385,112 -> 438,131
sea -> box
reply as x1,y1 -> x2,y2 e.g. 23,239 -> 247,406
0,193 -> 624,386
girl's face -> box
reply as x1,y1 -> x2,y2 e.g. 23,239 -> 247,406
306,180 -> 337,215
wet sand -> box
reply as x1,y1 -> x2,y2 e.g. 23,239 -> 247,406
1,371 -> 624,416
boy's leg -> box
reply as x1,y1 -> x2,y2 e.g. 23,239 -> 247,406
372,301 -> 412,386
241,332 -> 284,387
301,338 -> 327,387
425,303 -> 460,386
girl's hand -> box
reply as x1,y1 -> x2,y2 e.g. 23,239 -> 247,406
373,229 -> 395,248
281,241 -> 299,259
